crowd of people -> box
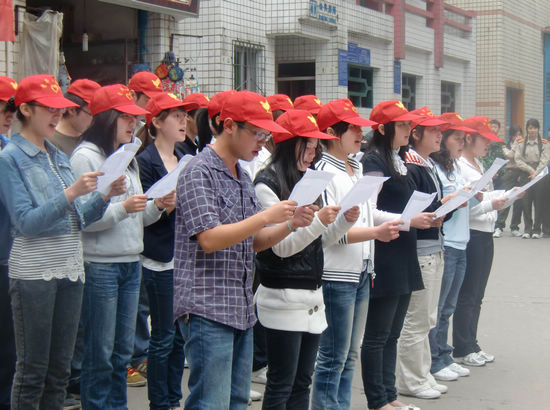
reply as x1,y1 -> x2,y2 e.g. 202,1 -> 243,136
0,70 -> 544,410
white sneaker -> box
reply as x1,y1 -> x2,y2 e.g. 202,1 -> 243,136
511,229 -> 522,237
493,228 -> 503,238
410,387 -> 441,399
431,383 -> 448,394
249,389 -> 263,401
532,233 -> 542,239
251,367 -> 267,384
432,367 -> 458,381
522,233 -> 531,239
447,362 -> 470,377
456,352 -> 486,367
477,350 -> 495,363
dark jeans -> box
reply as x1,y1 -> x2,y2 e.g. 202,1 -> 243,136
0,266 -> 15,410
262,328 -> 320,410
142,267 -> 185,410
361,293 -> 411,410
495,169 -> 526,231
132,278 -> 150,368
10,278 -> 83,410
522,182 -> 544,235
453,230 -> 494,357
67,312 -> 85,395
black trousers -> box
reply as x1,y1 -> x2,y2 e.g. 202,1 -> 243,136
262,328 -> 320,410
0,265 -> 16,410
361,293 -> 411,410
453,230 -> 494,357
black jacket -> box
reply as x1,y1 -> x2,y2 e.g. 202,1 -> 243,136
254,167 -> 324,290
137,143 -> 180,263
174,137 -> 198,157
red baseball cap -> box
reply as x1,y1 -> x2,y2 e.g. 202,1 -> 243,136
67,79 -> 101,104
266,94 -> 294,112
317,98 -> 377,131
410,106 -> 448,129
145,93 -> 186,125
463,116 -> 503,142
182,93 -> 210,111
369,100 -> 421,130
128,71 -> 163,98
439,112 -> 476,133
0,76 -> 17,102
208,90 -> 237,118
15,74 -> 78,108
272,109 -> 338,144
219,90 -> 291,134
293,95 -> 323,114
90,84 -> 149,116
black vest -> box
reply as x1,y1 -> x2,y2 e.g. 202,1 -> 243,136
254,168 -> 324,290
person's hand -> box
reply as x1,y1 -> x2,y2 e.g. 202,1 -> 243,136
154,190 -> 177,210
441,191 -> 456,204
103,175 -> 126,201
491,197 -> 508,211
343,206 -> 360,223
289,205 -> 315,229
374,220 -> 402,242
474,192 -> 483,202
264,200 -> 297,225
410,212 -> 437,229
123,194 -> 148,214
317,205 -> 341,226
529,170 -> 535,180
65,171 -> 104,203
431,216 -> 444,227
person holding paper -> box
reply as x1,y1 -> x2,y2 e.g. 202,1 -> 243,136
0,75 -> 125,410
310,99 -> 403,410
453,116 -> 508,368
135,93 -> 189,410
254,109 -> 343,409
70,85 -> 174,410
396,108 -> 455,400
359,100 -> 436,410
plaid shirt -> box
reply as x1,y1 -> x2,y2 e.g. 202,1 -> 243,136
173,146 -> 261,330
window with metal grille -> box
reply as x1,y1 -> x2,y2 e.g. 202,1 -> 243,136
233,41 -> 265,93
402,74 -> 416,111
441,81 -> 456,113
357,0 -> 383,12
348,64 -> 374,108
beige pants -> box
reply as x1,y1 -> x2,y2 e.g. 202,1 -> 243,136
396,251 -> 444,394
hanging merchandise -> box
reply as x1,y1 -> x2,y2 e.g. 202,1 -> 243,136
155,51 -> 200,100
57,52 -> 71,92
168,60 -> 184,82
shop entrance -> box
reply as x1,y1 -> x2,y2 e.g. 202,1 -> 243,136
277,62 -> 315,100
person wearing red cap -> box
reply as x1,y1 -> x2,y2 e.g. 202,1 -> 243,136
135,92 -> 188,410
453,116 -> 509,368
293,95 -> 323,116
359,100 -> 437,410
70,84 -> 175,410
266,94 -> 294,121
253,109 -> 344,409
0,76 -> 17,147
203,90 -> 237,151
128,71 -> 164,109
0,74 -> 126,410
50,78 -> 101,156
311,99 -> 403,410
173,90 -> 305,410
174,93 -> 210,157
396,108 -> 457,400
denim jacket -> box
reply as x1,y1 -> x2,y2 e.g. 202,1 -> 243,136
0,133 -> 108,238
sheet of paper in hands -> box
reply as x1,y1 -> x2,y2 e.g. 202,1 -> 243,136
433,189 -> 473,218
97,140 -> 142,195
504,166 -> 549,201
146,155 -> 194,198
288,168 -> 335,207
338,176 -> 389,214
401,190 -> 437,224
470,158 -> 508,194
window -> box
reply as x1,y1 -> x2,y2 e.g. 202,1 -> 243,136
233,41 -> 265,93
402,74 -> 416,111
348,64 -> 374,108
277,62 -> 316,100
357,0 -> 383,12
441,81 -> 456,113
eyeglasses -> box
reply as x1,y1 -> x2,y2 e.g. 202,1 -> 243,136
27,102 -> 66,114
79,108 -> 92,116
237,123 -> 271,142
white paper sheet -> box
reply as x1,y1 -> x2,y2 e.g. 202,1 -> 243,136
503,167 -> 549,201
96,140 -> 142,195
401,190 -> 437,224
433,189 -> 473,218
470,157 -> 508,194
145,155 -> 194,198
288,169 -> 335,207
338,176 -> 389,214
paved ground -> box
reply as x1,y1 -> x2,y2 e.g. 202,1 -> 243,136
127,230 -> 550,409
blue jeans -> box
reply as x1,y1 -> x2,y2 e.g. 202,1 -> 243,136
429,246 -> 467,373
312,271 -> 370,410
9,278 -> 83,410
80,261 -> 141,410
178,315 -> 252,410
142,267 -> 185,410
131,279 -> 150,368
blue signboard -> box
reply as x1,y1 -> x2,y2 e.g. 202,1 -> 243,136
394,61 -> 402,94
338,43 -> 371,86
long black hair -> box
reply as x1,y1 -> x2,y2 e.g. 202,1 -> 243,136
431,129 -> 456,180
522,118 -> 542,157
366,122 -> 407,179
508,125 -> 522,149
81,109 -> 120,157
195,107 -> 213,152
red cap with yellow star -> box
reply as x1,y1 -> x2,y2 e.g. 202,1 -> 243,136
0,76 -> 17,102
15,74 -> 78,108
90,84 -> 149,116
317,98 -> 377,132
272,109 -> 338,144
369,100 -> 421,130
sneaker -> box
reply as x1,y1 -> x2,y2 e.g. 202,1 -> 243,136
447,362 -> 470,377
511,229 -> 522,237
432,367 -> 458,381
456,352 -> 486,367
127,367 -> 146,387
493,228 -> 503,238
532,233 -> 542,239
249,389 -> 263,401
135,360 -> 147,377
431,383 -> 448,394
251,367 -> 267,384
63,393 -> 81,410
407,387 -> 441,399
477,350 -> 495,363
522,233 -> 531,239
